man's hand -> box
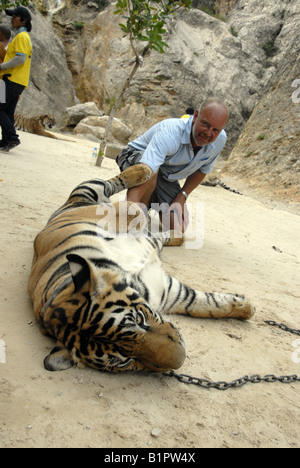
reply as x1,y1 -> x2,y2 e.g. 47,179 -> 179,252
167,192 -> 189,233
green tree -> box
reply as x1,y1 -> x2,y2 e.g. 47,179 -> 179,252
0,0 -> 29,12
96,0 -> 192,165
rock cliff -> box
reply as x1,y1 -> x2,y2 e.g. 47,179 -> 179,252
76,3 -> 270,158
3,0 -> 299,203
223,0 -> 300,204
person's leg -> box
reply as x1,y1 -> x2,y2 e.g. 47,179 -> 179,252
148,172 -> 186,232
116,147 -> 144,172
0,79 -> 23,147
116,150 -> 184,231
148,172 -> 181,208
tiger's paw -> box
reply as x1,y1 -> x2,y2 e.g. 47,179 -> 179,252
120,164 -> 152,189
229,294 -> 255,320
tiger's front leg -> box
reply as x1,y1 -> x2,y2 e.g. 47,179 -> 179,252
164,277 -> 255,320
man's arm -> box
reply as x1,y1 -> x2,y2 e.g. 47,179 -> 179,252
171,170 -> 206,206
168,170 -> 206,232
181,170 -> 206,196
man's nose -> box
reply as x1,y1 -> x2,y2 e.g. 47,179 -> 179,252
205,127 -> 213,138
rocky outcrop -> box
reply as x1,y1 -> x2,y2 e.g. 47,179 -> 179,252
223,0 -> 300,203
4,0 -> 298,203
50,0 -> 109,90
64,102 -> 132,145
77,4 -> 270,158
65,102 -> 104,126
73,115 -> 132,145
192,0 -> 239,17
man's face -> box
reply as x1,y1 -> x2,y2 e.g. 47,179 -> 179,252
191,105 -> 228,147
11,14 -> 25,30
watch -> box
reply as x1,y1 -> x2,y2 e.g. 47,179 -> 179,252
180,190 -> 188,200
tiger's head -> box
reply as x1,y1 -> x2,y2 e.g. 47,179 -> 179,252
43,254 -> 186,373
41,114 -> 56,129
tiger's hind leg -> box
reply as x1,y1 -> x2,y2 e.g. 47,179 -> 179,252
112,164 -> 152,194
67,164 -> 152,206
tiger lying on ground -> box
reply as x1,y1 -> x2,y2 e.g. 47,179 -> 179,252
14,114 -> 57,139
28,165 -> 255,373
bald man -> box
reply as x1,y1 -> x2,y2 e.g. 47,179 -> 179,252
116,98 -> 229,232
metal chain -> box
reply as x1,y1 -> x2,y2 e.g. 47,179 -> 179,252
165,321 -> 300,390
164,371 -> 300,390
264,320 -> 300,336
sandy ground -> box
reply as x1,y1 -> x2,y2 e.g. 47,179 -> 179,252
0,131 -> 299,449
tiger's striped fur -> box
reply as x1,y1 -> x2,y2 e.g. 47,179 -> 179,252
14,114 -> 57,139
28,165 -> 255,373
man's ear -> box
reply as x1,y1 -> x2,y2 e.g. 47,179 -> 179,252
192,109 -> 199,122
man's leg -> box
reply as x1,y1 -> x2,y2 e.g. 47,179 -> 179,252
116,149 -> 184,231
147,172 -> 187,232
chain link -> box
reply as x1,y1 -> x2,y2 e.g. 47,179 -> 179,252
264,320 -> 300,336
165,321 -> 300,390
164,371 -> 300,390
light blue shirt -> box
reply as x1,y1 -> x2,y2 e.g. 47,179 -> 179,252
129,117 -> 227,181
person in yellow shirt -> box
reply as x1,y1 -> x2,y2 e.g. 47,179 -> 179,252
181,107 -> 195,119
0,7 -> 32,152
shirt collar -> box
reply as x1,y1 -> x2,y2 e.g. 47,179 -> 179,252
181,117 -> 194,145
15,27 -> 28,35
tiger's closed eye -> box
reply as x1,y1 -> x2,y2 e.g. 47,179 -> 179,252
120,317 -> 133,327
136,312 -> 145,325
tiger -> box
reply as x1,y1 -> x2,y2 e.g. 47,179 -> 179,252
14,114 -> 57,139
27,164 -> 255,373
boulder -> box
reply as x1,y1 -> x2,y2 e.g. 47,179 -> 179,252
65,102 -> 104,126
73,115 -> 132,144
73,121 -> 105,141
104,143 -> 124,160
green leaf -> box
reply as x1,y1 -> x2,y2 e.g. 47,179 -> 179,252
119,23 -> 130,34
114,0 -> 192,54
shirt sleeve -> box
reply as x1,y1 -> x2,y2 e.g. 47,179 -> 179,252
14,33 -> 30,56
0,54 -> 26,70
199,157 -> 219,174
139,126 -> 181,174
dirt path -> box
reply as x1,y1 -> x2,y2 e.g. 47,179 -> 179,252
0,132 -> 299,448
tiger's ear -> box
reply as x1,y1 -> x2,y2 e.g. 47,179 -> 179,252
67,254 -> 96,292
